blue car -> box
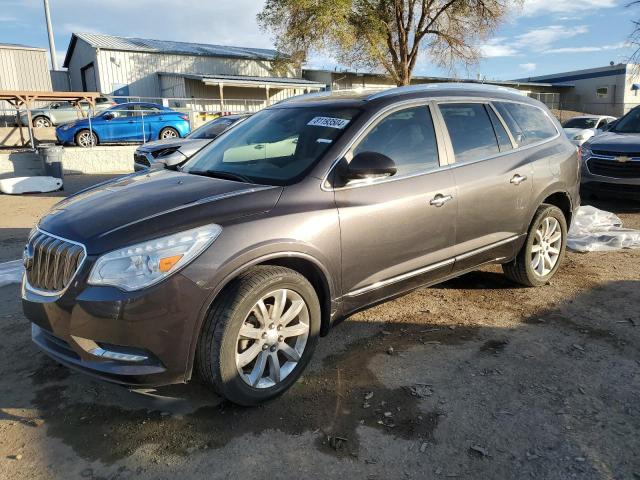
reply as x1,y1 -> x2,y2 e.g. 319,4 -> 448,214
56,102 -> 191,147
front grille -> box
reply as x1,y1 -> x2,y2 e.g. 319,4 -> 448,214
591,150 -> 640,158
25,231 -> 85,292
587,158 -> 640,179
134,153 -> 150,167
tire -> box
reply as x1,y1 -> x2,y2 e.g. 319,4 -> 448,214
196,265 -> 321,406
75,129 -> 98,148
159,127 -> 179,140
33,116 -> 52,128
502,204 -> 567,287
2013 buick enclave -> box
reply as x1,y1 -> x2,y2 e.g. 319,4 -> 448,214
22,84 -> 579,405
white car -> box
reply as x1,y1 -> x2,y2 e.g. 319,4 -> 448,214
562,115 -> 616,146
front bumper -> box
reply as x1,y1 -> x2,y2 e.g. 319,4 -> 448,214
22,268 -> 209,387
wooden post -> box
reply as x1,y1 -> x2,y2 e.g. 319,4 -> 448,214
265,85 -> 270,107
219,83 -> 225,112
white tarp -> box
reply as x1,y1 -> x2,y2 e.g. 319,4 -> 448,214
568,206 -> 640,252
0,260 -> 23,287
0,176 -> 62,194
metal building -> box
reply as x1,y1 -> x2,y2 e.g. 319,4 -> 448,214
0,43 -> 52,91
517,64 -> 640,116
62,33 -> 324,111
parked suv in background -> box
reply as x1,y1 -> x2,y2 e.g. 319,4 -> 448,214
19,97 -> 115,127
581,106 -> 640,199
133,114 -> 250,171
22,84 -> 579,406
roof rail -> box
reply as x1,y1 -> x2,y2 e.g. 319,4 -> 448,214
366,82 -> 525,100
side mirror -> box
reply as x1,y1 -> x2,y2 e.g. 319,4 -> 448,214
344,151 -> 397,181
103,112 -> 114,120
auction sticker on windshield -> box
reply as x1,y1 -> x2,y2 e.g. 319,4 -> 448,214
307,117 -> 350,129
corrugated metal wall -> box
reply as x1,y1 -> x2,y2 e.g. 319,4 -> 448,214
94,48 -> 296,97
0,46 -> 52,91
50,70 -> 71,91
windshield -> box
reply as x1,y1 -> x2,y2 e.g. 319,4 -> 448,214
187,116 -> 240,140
182,106 -> 361,185
563,118 -> 597,129
611,108 -> 640,133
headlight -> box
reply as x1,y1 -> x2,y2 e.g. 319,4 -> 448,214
572,132 -> 590,141
60,123 -> 74,131
88,224 -> 222,291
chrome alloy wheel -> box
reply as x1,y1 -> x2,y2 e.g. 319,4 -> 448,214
531,216 -> 562,277
77,131 -> 95,147
160,128 -> 178,139
235,289 -> 310,389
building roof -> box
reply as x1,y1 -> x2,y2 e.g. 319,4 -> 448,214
514,64 -> 632,84
0,42 -> 46,51
160,72 -> 325,89
63,32 -> 281,67
302,69 -> 573,89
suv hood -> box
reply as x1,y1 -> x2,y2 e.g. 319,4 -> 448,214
39,170 -> 282,254
586,131 -> 640,152
137,138 -> 211,158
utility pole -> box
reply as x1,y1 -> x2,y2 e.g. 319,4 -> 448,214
43,0 -> 59,70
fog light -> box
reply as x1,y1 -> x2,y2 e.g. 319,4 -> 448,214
90,347 -> 148,363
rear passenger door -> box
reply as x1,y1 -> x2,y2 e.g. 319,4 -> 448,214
436,101 -> 533,270
334,103 -> 457,312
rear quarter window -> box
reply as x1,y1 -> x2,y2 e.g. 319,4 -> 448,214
494,102 -> 557,146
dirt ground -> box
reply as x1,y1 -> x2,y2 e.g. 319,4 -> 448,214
0,175 -> 639,480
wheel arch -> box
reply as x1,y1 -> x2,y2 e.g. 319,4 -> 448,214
185,251 -> 337,381
527,185 -> 574,230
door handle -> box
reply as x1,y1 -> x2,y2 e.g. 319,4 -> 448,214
510,174 -> 528,185
429,194 -> 453,207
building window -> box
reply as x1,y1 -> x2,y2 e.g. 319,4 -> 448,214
596,87 -> 609,98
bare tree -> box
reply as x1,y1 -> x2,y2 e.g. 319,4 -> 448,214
258,0 -> 515,86
629,1 -> 640,66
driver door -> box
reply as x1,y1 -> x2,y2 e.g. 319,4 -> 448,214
334,103 -> 457,313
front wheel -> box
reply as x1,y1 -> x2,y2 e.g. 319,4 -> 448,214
196,266 -> 321,406
75,129 -> 97,148
502,204 -> 567,287
159,127 -> 179,139
33,116 -> 52,128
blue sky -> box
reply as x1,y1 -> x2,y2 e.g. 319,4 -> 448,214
0,0 -> 635,80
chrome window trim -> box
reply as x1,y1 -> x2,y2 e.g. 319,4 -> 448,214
320,99 -> 450,192
321,96 -> 561,191
345,235 -> 520,297
23,228 -> 88,298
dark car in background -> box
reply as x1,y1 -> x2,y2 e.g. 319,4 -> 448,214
581,106 -> 640,199
55,102 -> 191,147
22,84 -> 579,406
134,114 -> 249,171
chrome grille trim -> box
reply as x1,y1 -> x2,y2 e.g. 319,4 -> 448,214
24,229 -> 87,297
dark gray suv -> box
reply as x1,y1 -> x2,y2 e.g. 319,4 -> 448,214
22,84 -> 579,405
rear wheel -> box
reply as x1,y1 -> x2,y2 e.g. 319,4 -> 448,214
159,127 -> 179,139
503,204 -> 567,287
196,266 -> 321,406
75,129 -> 97,148
33,116 -> 52,128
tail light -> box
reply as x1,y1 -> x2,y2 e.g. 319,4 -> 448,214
179,114 -> 189,121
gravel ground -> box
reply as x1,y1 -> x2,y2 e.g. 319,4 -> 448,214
0,175 -> 639,480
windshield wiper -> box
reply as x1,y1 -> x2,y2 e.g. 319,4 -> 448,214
189,169 -> 253,183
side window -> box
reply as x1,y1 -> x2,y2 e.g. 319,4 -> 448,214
439,103 -> 500,163
494,102 -> 557,146
353,105 -> 439,176
487,106 -> 513,152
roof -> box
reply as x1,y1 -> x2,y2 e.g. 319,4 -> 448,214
0,42 -> 46,52
275,83 -> 540,109
302,69 -> 574,89
515,64 -> 632,84
64,32 -> 281,67
160,72 -> 325,89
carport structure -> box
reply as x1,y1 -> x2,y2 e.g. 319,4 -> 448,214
0,90 -> 101,148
